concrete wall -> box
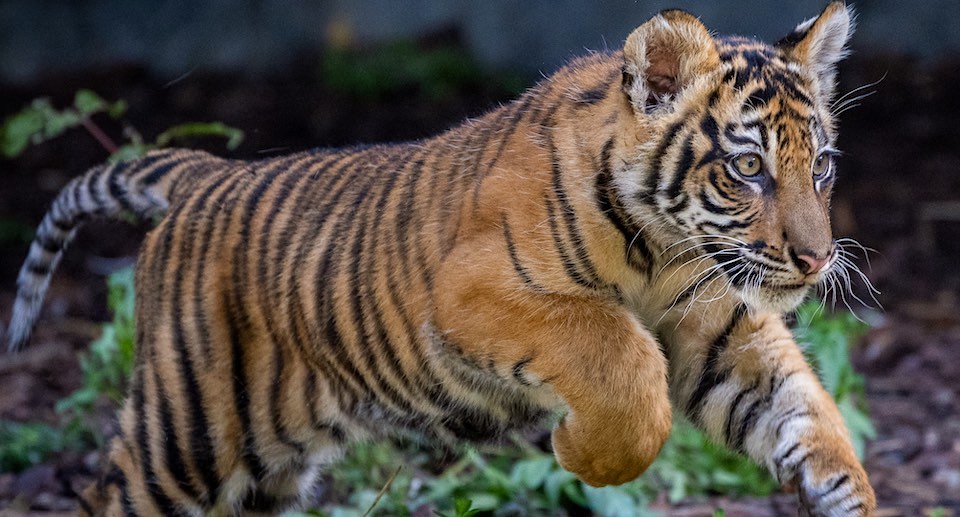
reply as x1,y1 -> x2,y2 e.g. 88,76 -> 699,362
2,0 -> 957,83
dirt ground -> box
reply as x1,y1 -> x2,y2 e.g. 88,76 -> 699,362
0,48 -> 959,515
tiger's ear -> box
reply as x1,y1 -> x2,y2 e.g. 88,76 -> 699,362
776,1 -> 855,97
622,10 -> 720,114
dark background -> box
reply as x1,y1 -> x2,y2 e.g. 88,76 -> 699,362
1,1 -> 959,513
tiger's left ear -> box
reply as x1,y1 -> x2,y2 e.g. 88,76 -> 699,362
776,1 -> 855,98
622,10 -> 720,114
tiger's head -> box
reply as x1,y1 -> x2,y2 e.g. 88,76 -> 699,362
613,2 -> 855,313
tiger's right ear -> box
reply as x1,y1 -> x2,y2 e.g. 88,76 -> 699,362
622,10 -> 720,114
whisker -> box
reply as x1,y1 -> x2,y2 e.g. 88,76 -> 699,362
831,73 -> 886,114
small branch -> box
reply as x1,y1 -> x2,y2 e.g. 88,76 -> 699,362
362,465 -> 402,517
80,116 -> 118,154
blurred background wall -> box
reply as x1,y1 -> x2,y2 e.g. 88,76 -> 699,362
1,0 -> 958,84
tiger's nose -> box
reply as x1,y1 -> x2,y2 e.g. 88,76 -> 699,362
792,249 -> 831,275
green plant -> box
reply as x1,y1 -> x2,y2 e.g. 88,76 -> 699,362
55,267 -> 136,444
110,121 -> 243,163
434,498 -> 482,517
0,89 -> 127,158
0,419 -> 87,473
1,89 -> 243,163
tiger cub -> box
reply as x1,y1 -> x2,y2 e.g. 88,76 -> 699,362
6,2 -> 875,515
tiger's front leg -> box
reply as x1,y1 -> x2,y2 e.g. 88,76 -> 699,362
433,241 -> 672,487
664,306 -> 876,516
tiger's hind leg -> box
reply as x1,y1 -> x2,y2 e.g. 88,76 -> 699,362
80,395 -> 351,516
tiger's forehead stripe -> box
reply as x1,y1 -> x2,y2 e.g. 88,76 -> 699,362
715,36 -> 816,109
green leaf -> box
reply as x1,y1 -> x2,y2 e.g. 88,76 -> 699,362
1,103 -> 46,157
109,142 -> 154,163
74,89 -> 107,116
583,485 -> 643,517
155,122 -> 244,150
452,497 -> 484,516
509,456 -> 554,490
543,468 -> 577,507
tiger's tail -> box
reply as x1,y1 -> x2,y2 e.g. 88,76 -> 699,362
5,148 -> 218,352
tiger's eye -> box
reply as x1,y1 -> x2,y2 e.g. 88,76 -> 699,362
813,153 -> 832,178
733,153 -> 763,177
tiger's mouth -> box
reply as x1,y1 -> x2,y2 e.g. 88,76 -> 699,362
676,236 -> 875,314
734,271 -> 813,313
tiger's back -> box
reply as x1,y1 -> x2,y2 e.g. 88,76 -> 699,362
9,3 -> 877,516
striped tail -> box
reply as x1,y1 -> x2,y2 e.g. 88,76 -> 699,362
5,148 -> 218,352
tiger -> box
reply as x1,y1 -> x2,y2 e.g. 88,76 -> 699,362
4,2 -> 876,515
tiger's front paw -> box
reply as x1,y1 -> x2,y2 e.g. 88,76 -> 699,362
779,443 -> 876,516
551,404 -> 672,487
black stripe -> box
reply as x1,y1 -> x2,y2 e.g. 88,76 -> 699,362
51,207 -> 74,232
733,397 -> 765,451
686,304 -> 747,417
545,195 -> 597,289
546,124 -> 607,290
775,442 -> 802,468
269,339 -> 304,454
224,295 -> 268,481
745,84 -> 777,108
575,84 -> 609,106
394,156 -> 429,296
645,121 -> 685,196
117,468 -> 134,517
708,168 -> 739,203
695,114 -> 722,169
133,368 -> 181,515
70,178 -> 85,218
140,157 -> 183,186
502,214 -> 545,292
303,369 -> 347,442
192,168 -> 246,363
775,409 -> 810,439
595,138 -> 653,273
512,356 -> 534,386
27,261 -> 50,276
154,371 -> 201,500
723,126 -> 758,147
844,502 -> 865,513
723,381 -> 758,446
699,187 -> 730,215
826,474 -> 851,495
86,168 -> 108,214
383,149 -> 452,401
369,154 -> 451,408
107,160 -> 138,214
665,135 -> 695,212
707,217 -> 754,232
